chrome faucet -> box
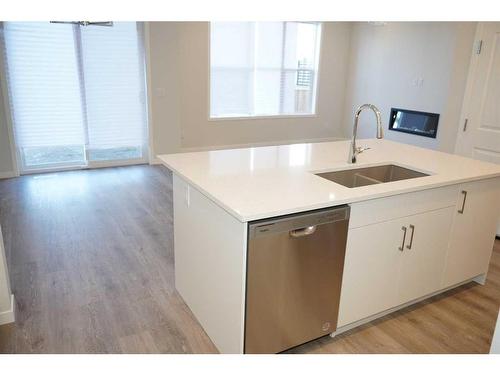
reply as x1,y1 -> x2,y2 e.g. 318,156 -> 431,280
348,104 -> 384,164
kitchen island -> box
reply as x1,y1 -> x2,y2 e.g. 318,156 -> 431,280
158,139 -> 500,353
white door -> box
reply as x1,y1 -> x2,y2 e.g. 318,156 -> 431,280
455,22 -> 500,234
455,22 -> 500,163
337,217 -> 406,327
398,207 -> 454,304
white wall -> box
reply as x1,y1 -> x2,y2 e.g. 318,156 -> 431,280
491,309 -> 500,353
147,22 -> 183,158
342,22 -> 476,153
148,22 -> 352,156
0,224 -> 14,324
0,79 -> 16,177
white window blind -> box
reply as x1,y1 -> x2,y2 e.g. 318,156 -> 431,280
210,22 -> 321,119
80,23 -> 147,154
2,22 -> 86,148
2,21 -> 147,170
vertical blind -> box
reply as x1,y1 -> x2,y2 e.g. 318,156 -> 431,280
210,22 -> 322,118
2,21 -> 147,168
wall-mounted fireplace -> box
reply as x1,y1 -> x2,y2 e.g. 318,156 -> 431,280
388,108 -> 440,138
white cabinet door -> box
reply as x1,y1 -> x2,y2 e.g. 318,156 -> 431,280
398,207 -> 454,304
442,178 -> 500,288
337,217 -> 407,327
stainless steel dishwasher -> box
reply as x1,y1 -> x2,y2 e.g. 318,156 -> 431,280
245,206 -> 350,354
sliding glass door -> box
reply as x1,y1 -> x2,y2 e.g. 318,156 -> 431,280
79,23 -> 147,166
1,21 -> 148,173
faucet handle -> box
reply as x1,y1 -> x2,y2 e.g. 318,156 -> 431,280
356,146 -> 371,154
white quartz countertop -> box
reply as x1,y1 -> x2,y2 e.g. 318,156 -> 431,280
158,139 -> 500,222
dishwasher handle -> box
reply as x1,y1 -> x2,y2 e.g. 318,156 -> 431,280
289,226 -> 317,238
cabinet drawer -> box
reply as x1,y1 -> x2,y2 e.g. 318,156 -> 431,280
349,184 -> 459,228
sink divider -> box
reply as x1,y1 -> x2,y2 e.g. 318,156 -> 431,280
353,173 -> 383,186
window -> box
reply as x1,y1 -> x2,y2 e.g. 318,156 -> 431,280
210,22 -> 322,119
1,22 -> 148,172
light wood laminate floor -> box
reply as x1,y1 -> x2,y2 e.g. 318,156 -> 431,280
0,165 -> 499,353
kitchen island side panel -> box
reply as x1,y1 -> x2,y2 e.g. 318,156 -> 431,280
173,174 -> 248,354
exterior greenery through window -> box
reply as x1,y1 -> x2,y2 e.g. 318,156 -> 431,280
210,22 -> 322,118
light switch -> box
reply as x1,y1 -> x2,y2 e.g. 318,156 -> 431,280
412,77 -> 424,87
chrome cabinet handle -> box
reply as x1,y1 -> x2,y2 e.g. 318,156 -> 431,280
406,225 -> 415,249
289,226 -> 317,238
458,190 -> 468,214
399,226 -> 407,251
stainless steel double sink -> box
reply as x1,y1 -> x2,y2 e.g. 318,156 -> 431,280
315,164 -> 429,188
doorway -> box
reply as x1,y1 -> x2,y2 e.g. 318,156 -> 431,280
1,22 -> 149,173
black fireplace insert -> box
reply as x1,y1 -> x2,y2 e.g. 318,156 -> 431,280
388,108 -> 440,138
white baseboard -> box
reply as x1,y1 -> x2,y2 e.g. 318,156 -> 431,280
149,158 -> 162,165
0,171 -> 16,179
0,294 -> 15,325
473,273 -> 487,285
